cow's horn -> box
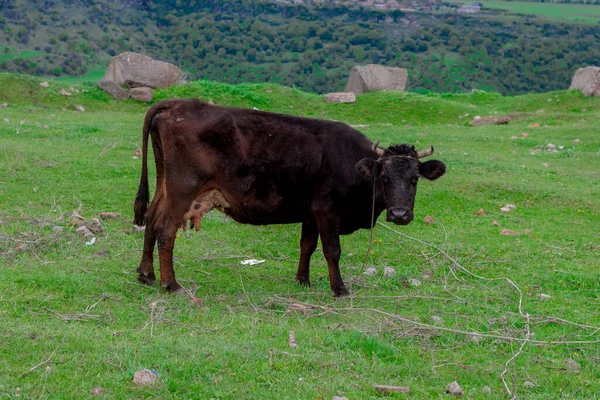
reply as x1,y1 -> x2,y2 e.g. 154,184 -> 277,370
417,146 -> 434,159
371,139 -> 381,152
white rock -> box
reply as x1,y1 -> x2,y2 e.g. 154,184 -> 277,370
546,143 -> 556,151
482,386 -> 492,394
383,267 -> 396,278
408,278 -> 421,287
523,381 -> 535,388
133,369 -> 158,386
446,380 -> 464,396
536,293 -> 551,300
74,105 -> 85,112
59,88 -> 72,97
3,118 -> 8,123
40,81 -> 49,87
565,358 -> 580,372
431,315 -> 444,325
364,267 -> 377,276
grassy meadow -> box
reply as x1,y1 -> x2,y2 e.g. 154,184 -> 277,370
0,73 -> 599,399
480,0 -> 600,24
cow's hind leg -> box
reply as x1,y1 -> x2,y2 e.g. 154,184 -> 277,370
137,203 -> 159,285
296,219 -> 318,287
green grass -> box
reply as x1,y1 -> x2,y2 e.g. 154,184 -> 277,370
55,69 -> 107,84
1,73 -> 599,398
481,0 -> 600,24
0,50 -> 42,62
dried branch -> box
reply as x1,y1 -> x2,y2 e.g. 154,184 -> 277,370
19,341 -> 62,377
43,307 -> 99,321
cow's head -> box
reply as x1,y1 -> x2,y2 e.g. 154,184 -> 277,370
355,142 -> 446,225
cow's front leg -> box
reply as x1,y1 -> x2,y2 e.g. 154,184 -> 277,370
315,214 -> 349,297
296,219 -> 319,287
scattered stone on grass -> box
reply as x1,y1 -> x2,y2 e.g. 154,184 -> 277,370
60,88 -> 72,97
500,204 -> 516,212
431,315 -> 444,325
364,267 -> 377,276
133,369 -> 158,386
528,123 -> 541,128
134,148 -> 143,157
536,293 -> 551,301
0,103 -> 7,108
482,386 -> 492,394
521,132 -> 529,138
324,92 -> 356,103
523,381 -> 536,388
565,358 -> 580,372
476,208 -> 485,216
40,81 -> 49,87
85,218 -> 103,233
374,385 -> 410,394
492,221 -> 501,227
573,139 -> 581,144
422,270 -> 432,280
500,229 -> 519,236
71,210 -> 85,225
3,118 -> 8,123
408,278 -> 421,287
446,380 -> 464,397
74,105 -> 85,112
383,267 -> 396,278
90,387 -> 104,396
332,397 -> 348,400
76,225 -> 94,239
190,297 -> 203,307
100,212 -> 121,220
469,115 -> 510,126
423,215 -> 435,224
289,330 -> 298,349
543,163 -> 550,167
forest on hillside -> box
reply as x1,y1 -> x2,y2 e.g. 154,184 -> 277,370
1,0 -> 600,94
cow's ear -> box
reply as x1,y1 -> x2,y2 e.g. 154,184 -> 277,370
419,160 -> 446,181
355,158 -> 377,179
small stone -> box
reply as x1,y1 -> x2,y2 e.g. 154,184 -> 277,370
59,88 -> 72,97
324,92 -> 356,103
134,148 -> 142,157
84,218 -> 103,233
71,210 -> 85,226
3,118 -> 8,123
521,132 -> 529,138
191,297 -> 204,307
40,81 -> 49,87
482,386 -> 492,394
0,102 -> 7,108
546,143 -> 556,151
133,369 -> 158,386
523,381 -> 535,388
423,215 -> 435,224
491,220 -> 501,227
408,278 -> 421,287
383,267 -> 396,278
528,123 -> 541,128
364,267 -> 377,276
43,125 -> 49,129
431,315 -> 444,325
265,89 -> 272,93
332,397 -> 348,400
565,358 -> 580,372
100,212 -> 121,220
543,163 -> 549,167
446,380 -> 463,397
76,225 -> 94,239
500,229 -> 519,236
536,293 -> 551,300
510,135 -> 518,140
91,386 -> 104,396
74,105 -> 85,112
476,208 -> 485,216
573,139 -> 581,144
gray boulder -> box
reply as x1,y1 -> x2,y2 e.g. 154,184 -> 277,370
345,64 -> 407,94
99,52 -> 181,99
130,87 -> 154,102
324,92 -> 356,103
570,66 -> 600,96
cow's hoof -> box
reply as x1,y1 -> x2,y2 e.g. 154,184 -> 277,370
295,276 -> 311,287
137,272 -> 156,286
161,281 -> 183,294
332,286 -> 351,297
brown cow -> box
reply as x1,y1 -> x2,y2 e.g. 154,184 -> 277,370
134,99 -> 445,296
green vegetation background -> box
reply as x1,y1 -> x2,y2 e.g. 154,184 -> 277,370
2,0 -> 600,95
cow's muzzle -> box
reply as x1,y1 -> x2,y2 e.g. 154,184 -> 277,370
386,208 -> 414,225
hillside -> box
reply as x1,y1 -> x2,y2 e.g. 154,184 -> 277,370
2,0 -> 600,94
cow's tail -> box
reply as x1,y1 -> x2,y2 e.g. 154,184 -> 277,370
134,102 -> 168,226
